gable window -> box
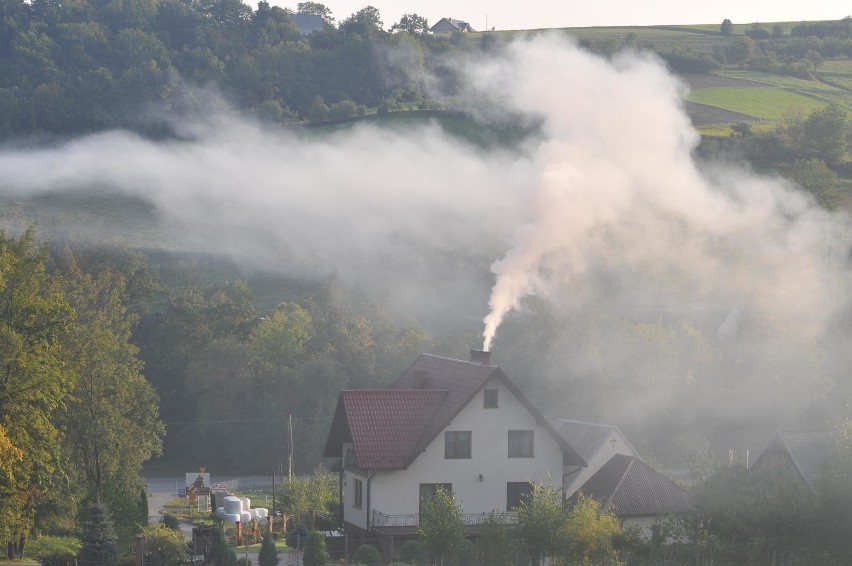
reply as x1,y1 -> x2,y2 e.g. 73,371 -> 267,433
484,388 -> 498,408
419,483 -> 452,516
353,478 -> 363,509
445,431 -> 472,459
508,430 -> 534,458
506,482 -> 532,510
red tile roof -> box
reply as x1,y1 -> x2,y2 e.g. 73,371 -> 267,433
325,390 -> 447,469
323,353 -> 586,469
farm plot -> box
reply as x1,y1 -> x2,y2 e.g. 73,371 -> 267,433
687,87 -> 828,120
816,59 -> 852,91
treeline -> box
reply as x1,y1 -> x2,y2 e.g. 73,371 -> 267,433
0,229 -> 162,559
0,0 -> 489,137
0,228 -> 435,558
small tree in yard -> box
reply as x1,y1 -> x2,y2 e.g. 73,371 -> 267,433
418,486 -> 465,565
562,493 -> 619,565
258,528 -> 278,566
301,531 -> 327,566
516,482 -> 566,565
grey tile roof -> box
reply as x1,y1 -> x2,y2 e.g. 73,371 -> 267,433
575,454 -> 693,517
752,430 -> 833,490
549,419 -> 637,463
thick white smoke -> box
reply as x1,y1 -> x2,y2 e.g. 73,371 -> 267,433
475,36 -> 850,350
1,34 -> 849,370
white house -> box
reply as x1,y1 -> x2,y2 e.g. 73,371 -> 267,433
322,350 -> 586,540
549,418 -> 642,496
429,17 -> 476,34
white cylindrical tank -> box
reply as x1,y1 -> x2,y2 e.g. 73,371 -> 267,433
223,496 -> 242,515
239,511 -> 251,524
240,497 -> 251,510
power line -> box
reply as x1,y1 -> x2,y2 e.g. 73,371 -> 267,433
165,416 -> 331,425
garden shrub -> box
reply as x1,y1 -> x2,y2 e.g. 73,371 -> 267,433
352,543 -> 381,565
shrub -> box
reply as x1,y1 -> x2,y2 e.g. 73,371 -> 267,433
302,531 -> 328,566
236,558 -> 252,566
457,539 -> 476,566
160,514 -> 181,531
286,523 -> 309,548
352,543 -> 381,565
38,552 -> 79,566
399,540 -> 426,565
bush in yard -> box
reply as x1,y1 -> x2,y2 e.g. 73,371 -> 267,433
399,539 -> 426,565
302,531 -> 328,566
236,558 -> 252,566
286,523 -> 309,548
457,539 -> 476,566
38,552 -> 80,566
352,543 -> 381,565
258,528 -> 278,566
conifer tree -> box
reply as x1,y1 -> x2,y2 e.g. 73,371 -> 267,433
258,528 -> 279,566
302,531 -> 328,566
78,499 -> 118,566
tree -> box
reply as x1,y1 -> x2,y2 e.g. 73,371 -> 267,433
0,229 -> 74,557
77,499 -> 118,566
307,95 -> 329,123
418,486 -> 465,564
516,482 -> 566,564
801,102 -> 848,165
340,5 -> 383,37
257,528 -> 278,566
140,523 -> 189,566
56,251 -> 164,549
390,13 -> 428,35
720,19 -> 733,35
296,2 -> 333,24
477,512 -> 516,566
301,531 -> 327,566
562,494 -> 619,565
784,158 -> 843,209
209,523 -> 236,566
818,418 -> 852,561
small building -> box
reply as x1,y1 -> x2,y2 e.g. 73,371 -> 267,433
750,430 -> 833,491
550,418 -> 642,496
429,17 -> 476,34
574,454 -> 693,535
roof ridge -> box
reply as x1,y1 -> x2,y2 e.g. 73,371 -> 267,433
420,352 -> 497,367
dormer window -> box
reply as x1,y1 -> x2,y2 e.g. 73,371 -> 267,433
484,389 -> 498,408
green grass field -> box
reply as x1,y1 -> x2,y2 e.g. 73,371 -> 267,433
687,86 -> 828,119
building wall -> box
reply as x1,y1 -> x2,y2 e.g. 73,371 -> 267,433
430,20 -> 460,33
364,377 -> 564,524
564,430 -> 639,496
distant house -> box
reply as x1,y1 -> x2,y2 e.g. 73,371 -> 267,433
573,454 -> 693,534
322,350 -> 586,544
429,17 -> 476,34
550,418 -> 642,496
750,430 -> 833,491
290,13 -> 323,35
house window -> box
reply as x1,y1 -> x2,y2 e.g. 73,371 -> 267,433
484,388 -> 498,408
445,431 -> 472,459
506,482 -> 532,510
508,430 -> 534,458
353,478 -> 363,509
419,483 -> 452,516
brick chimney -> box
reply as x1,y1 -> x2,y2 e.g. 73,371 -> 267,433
470,349 -> 491,365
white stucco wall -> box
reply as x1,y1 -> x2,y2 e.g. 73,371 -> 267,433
354,377 -> 564,527
563,429 -> 639,496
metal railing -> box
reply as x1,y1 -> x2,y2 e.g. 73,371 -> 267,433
372,510 -> 518,528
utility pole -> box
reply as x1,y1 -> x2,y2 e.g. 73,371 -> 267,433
288,414 -> 293,481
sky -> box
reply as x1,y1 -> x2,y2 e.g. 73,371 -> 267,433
270,0 -> 851,31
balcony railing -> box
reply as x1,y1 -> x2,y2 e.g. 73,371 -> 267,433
372,510 -> 517,529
